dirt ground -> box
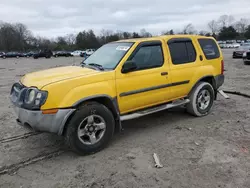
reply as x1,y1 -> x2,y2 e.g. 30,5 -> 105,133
0,50 -> 250,188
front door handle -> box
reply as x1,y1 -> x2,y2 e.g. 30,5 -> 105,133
161,72 -> 168,76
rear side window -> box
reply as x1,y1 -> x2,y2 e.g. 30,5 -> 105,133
198,39 -> 220,60
168,41 -> 196,65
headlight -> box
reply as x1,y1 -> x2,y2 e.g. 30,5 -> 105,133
24,88 -> 48,109
243,52 -> 247,57
25,89 -> 36,104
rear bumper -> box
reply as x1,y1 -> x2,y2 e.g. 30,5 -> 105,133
214,74 -> 224,89
13,106 -> 75,135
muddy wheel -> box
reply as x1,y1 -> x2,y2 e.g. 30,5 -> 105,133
187,82 -> 214,117
65,102 -> 115,155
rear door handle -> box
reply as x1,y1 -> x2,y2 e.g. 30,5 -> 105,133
161,72 -> 168,76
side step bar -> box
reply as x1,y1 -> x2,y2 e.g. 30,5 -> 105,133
120,99 -> 190,121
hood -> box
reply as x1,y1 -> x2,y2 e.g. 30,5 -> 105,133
20,66 -> 103,89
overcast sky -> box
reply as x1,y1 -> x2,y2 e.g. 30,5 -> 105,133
1,0 -> 250,38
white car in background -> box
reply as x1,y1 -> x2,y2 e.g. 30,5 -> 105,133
85,49 -> 95,56
71,50 -> 84,56
231,43 -> 241,48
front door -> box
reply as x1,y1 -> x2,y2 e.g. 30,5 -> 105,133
115,41 -> 171,114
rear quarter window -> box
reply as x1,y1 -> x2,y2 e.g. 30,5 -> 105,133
198,38 -> 220,60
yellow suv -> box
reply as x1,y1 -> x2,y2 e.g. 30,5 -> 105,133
10,35 -> 224,155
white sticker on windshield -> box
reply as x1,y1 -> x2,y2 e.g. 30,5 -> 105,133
116,46 -> 130,51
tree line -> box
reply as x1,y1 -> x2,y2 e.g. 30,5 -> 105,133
0,14 -> 250,52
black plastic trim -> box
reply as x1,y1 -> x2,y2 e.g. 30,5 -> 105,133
167,38 -> 192,44
214,74 -> 225,89
72,94 -> 122,132
120,80 -> 190,97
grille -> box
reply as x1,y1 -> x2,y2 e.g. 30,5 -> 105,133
247,52 -> 250,59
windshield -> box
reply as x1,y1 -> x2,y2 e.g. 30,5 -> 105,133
84,42 -> 134,69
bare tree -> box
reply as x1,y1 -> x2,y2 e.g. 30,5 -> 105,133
140,28 -> 152,37
199,30 -> 207,36
218,15 -> 228,28
65,34 -> 76,45
208,20 -> 218,33
228,15 -> 235,26
218,15 -> 235,28
234,18 -> 249,34
183,23 -> 196,34
100,29 -> 113,37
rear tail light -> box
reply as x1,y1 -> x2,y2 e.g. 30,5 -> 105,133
221,60 -> 224,74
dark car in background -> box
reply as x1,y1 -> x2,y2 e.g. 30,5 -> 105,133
54,51 -> 73,57
4,52 -> 23,58
0,52 -> 5,59
80,51 -> 87,57
23,51 -> 35,57
233,43 -> 250,58
243,51 -> 250,65
33,49 -> 53,59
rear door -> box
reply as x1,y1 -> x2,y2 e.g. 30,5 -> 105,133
167,37 -> 202,99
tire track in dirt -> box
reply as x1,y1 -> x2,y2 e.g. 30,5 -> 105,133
224,90 -> 250,99
0,132 -> 42,144
0,149 -> 65,176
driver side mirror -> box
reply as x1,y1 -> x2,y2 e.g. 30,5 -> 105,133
121,60 -> 137,73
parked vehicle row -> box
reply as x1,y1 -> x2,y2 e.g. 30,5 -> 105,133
1,48 -> 96,59
218,39 -> 250,49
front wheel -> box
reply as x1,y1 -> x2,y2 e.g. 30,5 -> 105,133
186,82 -> 214,117
65,102 -> 115,155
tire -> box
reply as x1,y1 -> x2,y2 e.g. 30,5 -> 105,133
186,82 -> 215,117
65,102 -> 115,155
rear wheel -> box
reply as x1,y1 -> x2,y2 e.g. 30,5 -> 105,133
65,102 -> 115,155
187,82 -> 214,117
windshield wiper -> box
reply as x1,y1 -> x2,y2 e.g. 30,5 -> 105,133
88,63 -> 104,71
80,62 -> 86,67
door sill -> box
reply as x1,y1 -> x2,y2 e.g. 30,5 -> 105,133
120,98 -> 190,121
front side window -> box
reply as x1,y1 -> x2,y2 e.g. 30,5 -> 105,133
131,45 -> 164,70
84,42 -> 134,69
168,41 -> 197,65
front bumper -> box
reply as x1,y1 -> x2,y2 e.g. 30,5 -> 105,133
13,106 -> 75,135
